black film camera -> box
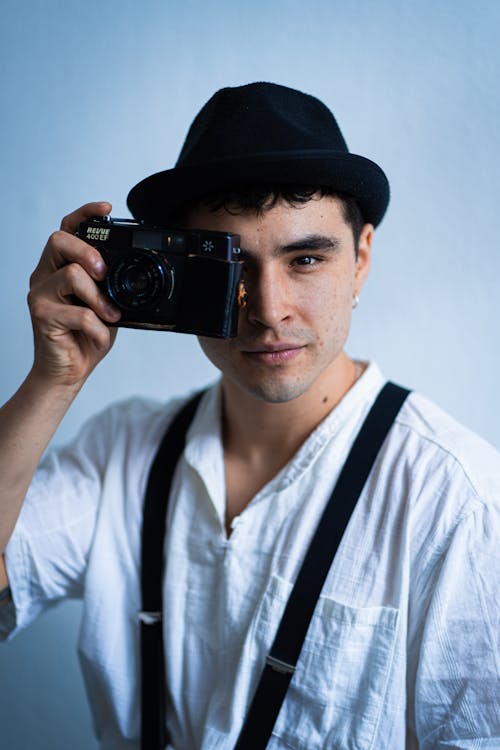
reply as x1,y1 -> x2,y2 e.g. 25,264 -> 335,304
78,217 -> 245,338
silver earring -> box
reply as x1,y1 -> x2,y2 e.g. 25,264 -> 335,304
352,294 -> 359,309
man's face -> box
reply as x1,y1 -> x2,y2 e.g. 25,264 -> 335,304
188,195 -> 372,405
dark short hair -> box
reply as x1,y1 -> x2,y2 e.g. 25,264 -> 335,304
170,185 -> 365,254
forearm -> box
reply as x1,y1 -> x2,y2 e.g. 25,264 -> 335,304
0,370 -> 81,554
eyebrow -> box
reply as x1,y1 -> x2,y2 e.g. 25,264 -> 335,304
239,234 -> 341,258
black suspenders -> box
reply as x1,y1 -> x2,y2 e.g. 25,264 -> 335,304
140,391 -> 206,750
140,382 -> 410,750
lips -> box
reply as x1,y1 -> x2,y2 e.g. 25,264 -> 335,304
241,342 -> 305,364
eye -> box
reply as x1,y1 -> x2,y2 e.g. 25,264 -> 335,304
292,255 -> 322,268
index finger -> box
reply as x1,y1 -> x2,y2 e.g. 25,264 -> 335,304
31,229 -> 108,286
60,201 -> 112,234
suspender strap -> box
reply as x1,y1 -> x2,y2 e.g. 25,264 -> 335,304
233,381 -> 410,750
140,390 -> 206,750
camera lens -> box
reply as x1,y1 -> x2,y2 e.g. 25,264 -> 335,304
124,267 -> 149,294
106,251 -> 173,310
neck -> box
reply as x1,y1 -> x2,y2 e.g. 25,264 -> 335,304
222,352 -> 361,463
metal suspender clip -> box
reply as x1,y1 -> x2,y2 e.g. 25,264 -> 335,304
265,654 -> 296,675
138,610 -> 162,625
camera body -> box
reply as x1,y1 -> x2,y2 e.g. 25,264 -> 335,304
78,216 -> 243,338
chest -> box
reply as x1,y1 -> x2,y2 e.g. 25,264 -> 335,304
223,452 -> 291,534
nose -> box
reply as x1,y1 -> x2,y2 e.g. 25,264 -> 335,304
245,263 -> 291,329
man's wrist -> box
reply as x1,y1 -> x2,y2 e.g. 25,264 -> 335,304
24,366 -> 84,407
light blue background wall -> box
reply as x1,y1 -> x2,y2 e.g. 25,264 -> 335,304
1,1 -> 499,748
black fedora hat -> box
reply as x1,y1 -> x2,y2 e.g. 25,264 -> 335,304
127,82 -> 390,227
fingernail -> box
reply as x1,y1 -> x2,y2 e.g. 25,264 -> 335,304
104,302 -> 121,319
94,259 -> 106,275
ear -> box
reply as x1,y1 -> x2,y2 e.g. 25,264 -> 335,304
354,223 -> 373,295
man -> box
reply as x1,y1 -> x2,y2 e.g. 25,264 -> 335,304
0,82 -> 499,749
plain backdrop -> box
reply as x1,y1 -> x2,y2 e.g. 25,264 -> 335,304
1,1 -> 499,748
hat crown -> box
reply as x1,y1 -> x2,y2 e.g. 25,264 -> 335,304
127,81 -> 390,228
176,82 -> 349,166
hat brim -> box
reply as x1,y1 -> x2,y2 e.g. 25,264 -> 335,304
127,150 -> 389,228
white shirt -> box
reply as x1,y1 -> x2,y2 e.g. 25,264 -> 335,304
1,362 -> 499,749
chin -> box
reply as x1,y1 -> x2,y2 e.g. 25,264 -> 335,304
235,375 -> 311,404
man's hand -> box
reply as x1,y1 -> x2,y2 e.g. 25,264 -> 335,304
0,202 -> 124,558
27,201 -> 121,389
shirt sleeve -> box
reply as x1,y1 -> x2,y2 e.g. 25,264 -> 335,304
0,404 -> 115,641
411,498 -> 500,748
